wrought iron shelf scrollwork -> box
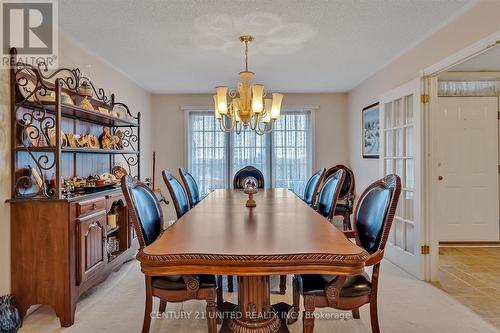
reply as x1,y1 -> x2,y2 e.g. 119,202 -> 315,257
9,47 -> 141,200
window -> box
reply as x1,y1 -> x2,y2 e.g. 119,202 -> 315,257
272,111 -> 312,195
186,109 -> 313,196
187,112 -> 228,196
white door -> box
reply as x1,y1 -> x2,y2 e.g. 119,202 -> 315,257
435,97 -> 499,241
380,79 -> 424,279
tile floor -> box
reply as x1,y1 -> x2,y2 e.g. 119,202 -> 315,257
435,247 -> 500,329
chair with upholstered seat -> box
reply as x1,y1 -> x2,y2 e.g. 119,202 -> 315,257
316,169 -> 346,220
233,166 -> 265,189
291,174 -> 401,333
121,176 -> 219,333
325,164 -> 356,230
302,168 -> 326,206
162,170 -> 190,219
179,168 -> 201,207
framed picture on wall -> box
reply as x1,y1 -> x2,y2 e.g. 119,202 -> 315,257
362,102 -> 380,158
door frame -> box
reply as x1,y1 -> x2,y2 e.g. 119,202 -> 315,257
421,30 -> 500,281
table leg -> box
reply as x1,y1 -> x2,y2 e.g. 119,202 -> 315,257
220,275 -> 290,333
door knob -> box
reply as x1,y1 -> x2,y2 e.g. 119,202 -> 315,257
438,176 -> 444,181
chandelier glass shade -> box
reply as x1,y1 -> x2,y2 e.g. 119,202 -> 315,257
213,35 -> 283,135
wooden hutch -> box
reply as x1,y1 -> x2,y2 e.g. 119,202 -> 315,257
8,48 -> 141,326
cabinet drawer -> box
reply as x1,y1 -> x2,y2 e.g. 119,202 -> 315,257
77,197 -> 106,216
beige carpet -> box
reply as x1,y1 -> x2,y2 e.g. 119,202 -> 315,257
19,260 -> 499,333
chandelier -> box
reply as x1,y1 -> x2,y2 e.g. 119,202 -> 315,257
213,35 -> 283,135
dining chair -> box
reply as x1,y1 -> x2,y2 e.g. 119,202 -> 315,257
325,164 -> 356,230
179,167 -> 201,207
316,169 -> 346,220
161,170 -> 190,219
290,174 -> 401,333
121,176 -> 219,333
302,168 -> 327,205
233,165 -> 265,189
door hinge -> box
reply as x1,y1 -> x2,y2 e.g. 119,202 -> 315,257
421,94 -> 430,104
420,245 -> 430,255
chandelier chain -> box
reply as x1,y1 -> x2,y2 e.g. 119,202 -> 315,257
244,40 -> 249,72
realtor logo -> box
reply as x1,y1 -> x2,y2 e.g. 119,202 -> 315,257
1,0 -> 58,68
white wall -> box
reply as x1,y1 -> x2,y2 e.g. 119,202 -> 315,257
0,33 -> 153,295
348,0 -> 500,191
151,93 -> 349,221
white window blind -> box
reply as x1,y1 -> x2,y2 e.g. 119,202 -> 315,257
186,108 -> 313,194
231,127 -> 268,185
187,112 -> 228,196
272,111 -> 312,195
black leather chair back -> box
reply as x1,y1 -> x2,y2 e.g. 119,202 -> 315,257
233,166 -> 265,189
325,164 -> 355,201
179,168 -> 201,207
121,176 -> 163,248
303,168 -> 326,205
316,170 -> 345,219
353,174 -> 401,254
162,170 -> 190,219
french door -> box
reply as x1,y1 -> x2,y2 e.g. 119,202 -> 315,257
380,79 -> 425,279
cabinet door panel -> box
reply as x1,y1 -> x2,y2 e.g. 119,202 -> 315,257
78,211 -> 106,284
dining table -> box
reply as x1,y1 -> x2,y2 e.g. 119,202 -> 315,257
136,188 -> 369,333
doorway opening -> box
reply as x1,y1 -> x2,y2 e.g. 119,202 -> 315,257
428,43 -> 500,329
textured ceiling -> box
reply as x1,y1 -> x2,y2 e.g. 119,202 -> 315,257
59,0 -> 474,93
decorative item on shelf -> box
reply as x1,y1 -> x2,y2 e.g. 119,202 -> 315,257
79,97 -> 95,111
112,104 -> 127,119
76,134 -> 88,148
112,165 -> 127,180
213,35 -> 283,135
97,107 -> 109,115
47,128 -> 68,147
60,92 -> 74,105
66,133 -> 78,148
87,134 -> 100,149
107,205 -> 118,229
112,130 -> 124,150
99,127 -> 113,149
0,294 -> 22,333
78,81 -> 93,97
107,236 -> 120,254
243,176 -> 258,208
109,110 -> 119,118
35,89 -> 56,103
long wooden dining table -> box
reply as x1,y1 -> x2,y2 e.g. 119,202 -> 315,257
137,188 -> 369,333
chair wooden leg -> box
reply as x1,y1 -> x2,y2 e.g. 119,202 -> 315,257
302,296 -> 315,333
342,212 -> 352,231
158,300 -> 167,314
206,292 -> 217,333
228,275 -> 234,292
352,308 -> 360,319
279,275 -> 287,295
216,275 -> 224,307
288,277 -> 300,325
143,276 -> 153,333
370,297 -> 380,333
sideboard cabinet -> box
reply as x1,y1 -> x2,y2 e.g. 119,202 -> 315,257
8,48 -> 141,326
11,190 -> 138,326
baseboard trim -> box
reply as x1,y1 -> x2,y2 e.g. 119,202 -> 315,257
440,241 -> 500,247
